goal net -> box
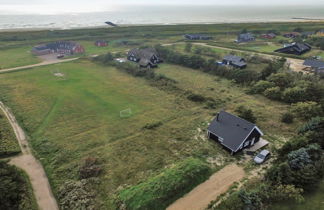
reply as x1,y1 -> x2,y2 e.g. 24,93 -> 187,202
119,108 -> 132,118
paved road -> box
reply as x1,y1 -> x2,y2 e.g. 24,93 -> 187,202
0,101 -> 59,210
167,164 -> 245,210
0,57 -> 79,74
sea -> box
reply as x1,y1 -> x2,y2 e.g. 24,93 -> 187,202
1,5 -> 324,31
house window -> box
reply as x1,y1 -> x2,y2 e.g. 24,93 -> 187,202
243,141 -> 250,148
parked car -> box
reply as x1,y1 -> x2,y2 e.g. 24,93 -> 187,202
254,150 -> 270,164
57,54 -> 64,59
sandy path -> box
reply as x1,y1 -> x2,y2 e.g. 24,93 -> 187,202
167,164 -> 245,210
0,101 -> 59,210
0,57 -> 79,74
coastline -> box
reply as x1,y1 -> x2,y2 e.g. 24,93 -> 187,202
1,19 -> 324,32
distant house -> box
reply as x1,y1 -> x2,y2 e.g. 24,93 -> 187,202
184,34 -> 212,40
283,32 -> 300,38
95,40 -> 108,47
316,29 -> 324,37
127,48 -> 162,68
207,111 -> 264,155
32,41 -> 85,56
261,33 -> 276,39
236,33 -> 255,43
303,59 -> 324,75
274,42 -> 311,55
222,55 -> 247,69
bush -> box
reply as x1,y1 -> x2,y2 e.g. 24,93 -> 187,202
290,101 -> 322,120
264,86 -> 282,100
235,105 -> 257,123
78,157 -> 102,179
187,93 -> 206,102
251,80 -> 275,94
118,158 -> 211,210
58,179 -> 97,210
281,112 -> 294,124
282,87 -> 307,103
0,161 -> 36,210
143,121 -> 163,130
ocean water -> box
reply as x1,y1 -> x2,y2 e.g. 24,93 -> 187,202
1,5 -> 324,30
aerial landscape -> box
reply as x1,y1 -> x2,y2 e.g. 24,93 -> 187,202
0,0 -> 324,210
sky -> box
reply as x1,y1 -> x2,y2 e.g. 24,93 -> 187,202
1,0 -> 324,15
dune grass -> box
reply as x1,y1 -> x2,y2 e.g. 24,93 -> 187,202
0,46 -> 41,69
0,109 -> 20,157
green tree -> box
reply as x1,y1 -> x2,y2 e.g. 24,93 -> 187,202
252,80 -> 275,94
290,101 -> 322,120
235,105 -> 257,123
185,43 -> 192,52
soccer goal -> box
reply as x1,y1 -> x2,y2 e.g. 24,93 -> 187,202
120,108 -> 132,118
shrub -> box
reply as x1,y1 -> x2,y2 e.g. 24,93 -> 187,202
264,86 -> 282,100
143,121 -> 163,130
282,87 -> 307,103
58,179 -> 97,210
235,105 -> 257,123
281,112 -> 294,124
187,93 -> 206,102
79,157 -> 102,179
251,80 -> 275,94
118,158 -> 211,210
267,73 -> 294,89
290,101 -> 322,120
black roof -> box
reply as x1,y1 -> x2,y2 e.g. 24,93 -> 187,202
208,111 -> 263,152
223,55 -> 247,67
303,59 -> 324,68
275,42 -> 311,54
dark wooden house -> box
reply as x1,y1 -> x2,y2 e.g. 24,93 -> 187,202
236,33 -> 255,43
127,48 -> 162,68
261,33 -> 276,39
95,40 -> 108,47
207,111 -> 264,155
184,34 -> 212,40
274,43 -> 311,55
222,55 -> 247,69
283,32 -> 300,38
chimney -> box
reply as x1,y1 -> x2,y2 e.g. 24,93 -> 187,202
216,113 -> 220,121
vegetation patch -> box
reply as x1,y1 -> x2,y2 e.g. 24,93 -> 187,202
0,109 -> 20,157
117,158 -> 212,210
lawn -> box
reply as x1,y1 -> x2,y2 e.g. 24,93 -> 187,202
0,108 -> 20,157
155,64 -> 300,143
0,59 -> 229,209
0,46 -> 41,69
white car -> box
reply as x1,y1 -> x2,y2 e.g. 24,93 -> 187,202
254,150 -> 270,164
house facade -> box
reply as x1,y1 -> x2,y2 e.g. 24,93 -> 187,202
274,43 -> 311,55
261,33 -> 276,39
283,32 -> 300,38
127,48 -> 162,68
222,55 -> 247,69
184,34 -> 212,40
207,111 -> 263,155
32,41 -> 85,56
303,59 -> 324,76
236,33 -> 255,43
95,40 -> 108,47
316,29 -> 324,37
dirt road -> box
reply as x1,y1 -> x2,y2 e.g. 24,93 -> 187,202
0,101 -> 59,210
0,57 -> 79,74
167,164 -> 245,210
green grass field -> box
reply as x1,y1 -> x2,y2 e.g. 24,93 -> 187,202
0,59 -> 232,209
0,109 -> 20,157
0,46 -> 41,69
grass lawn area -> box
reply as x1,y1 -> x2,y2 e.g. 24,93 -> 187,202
155,64 -> 300,143
0,59 -> 230,209
0,108 -> 20,157
0,46 -> 41,69
78,40 -> 130,56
